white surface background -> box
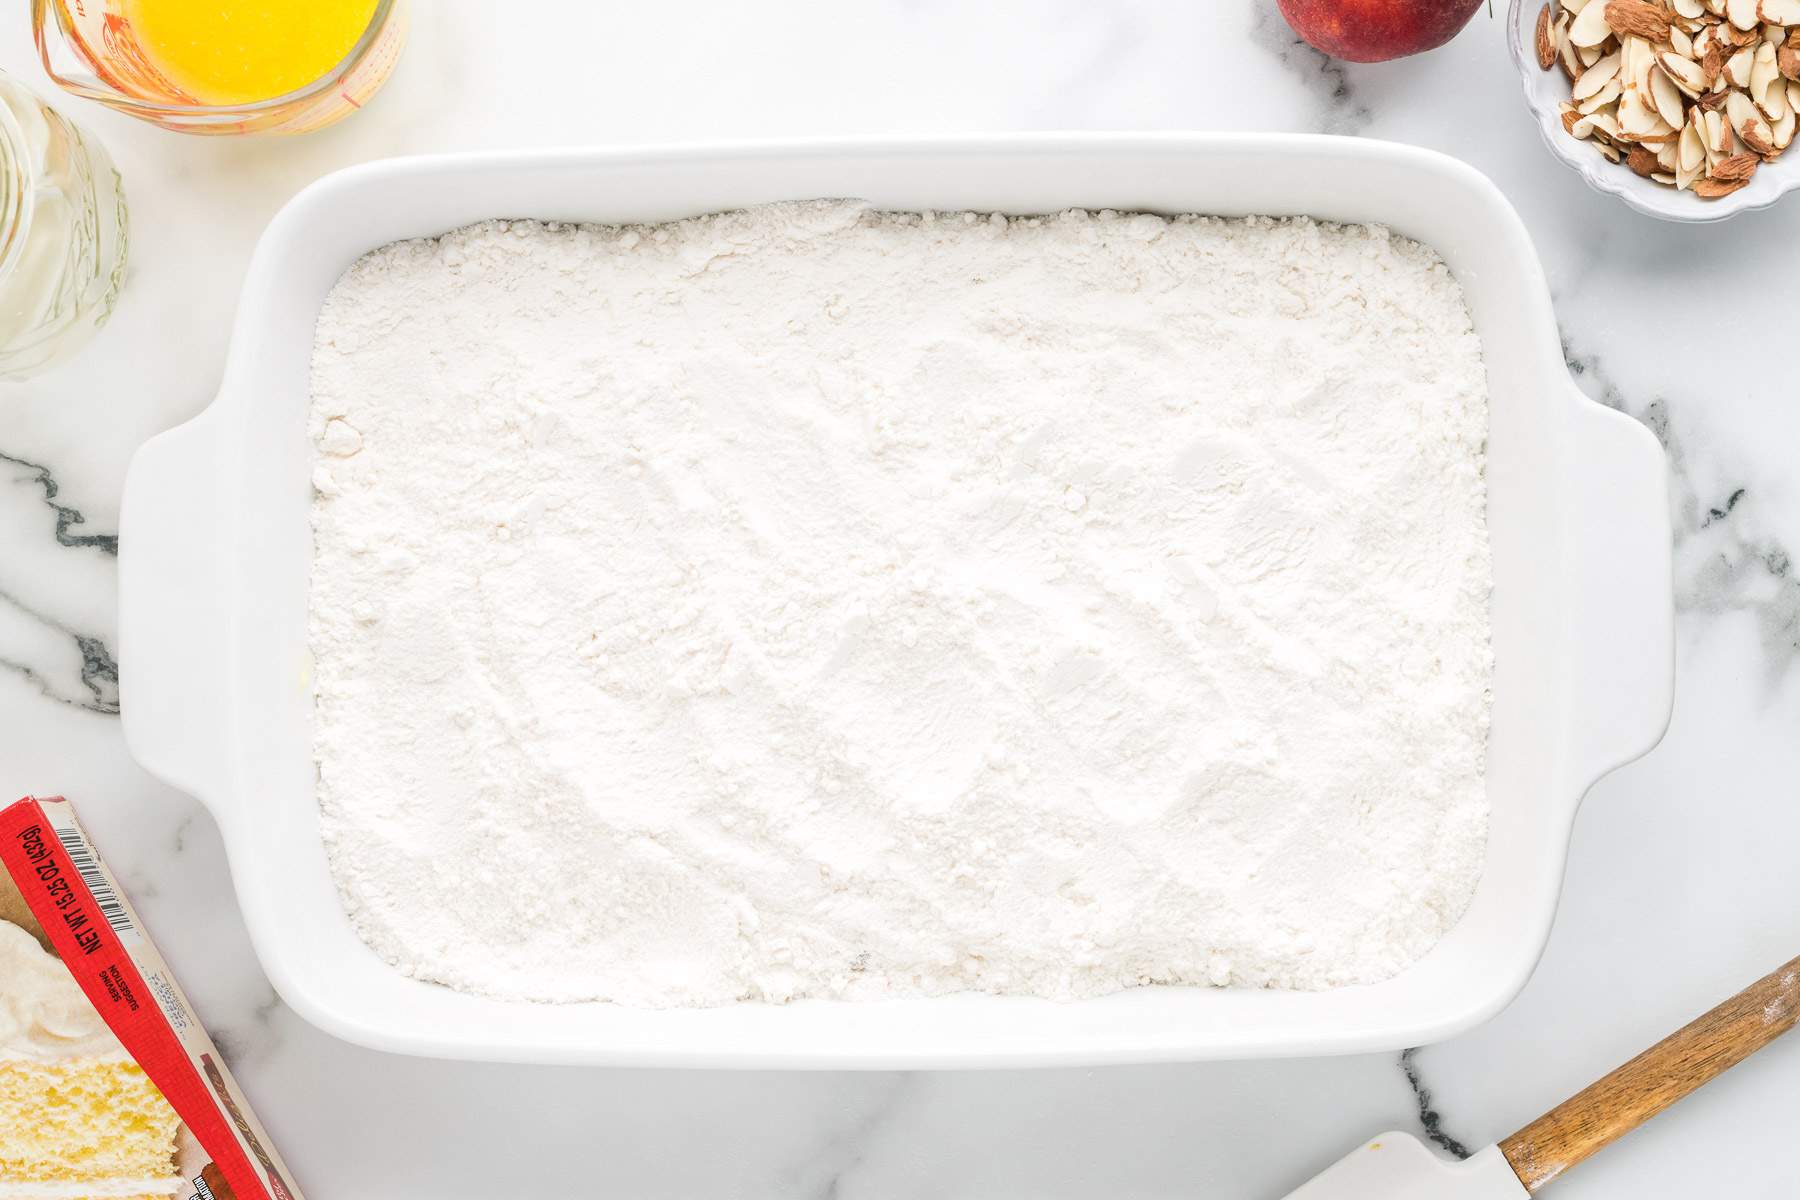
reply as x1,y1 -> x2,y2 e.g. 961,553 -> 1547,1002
3,3 -> 1798,1196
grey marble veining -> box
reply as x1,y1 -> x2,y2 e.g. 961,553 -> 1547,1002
1247,6 -> 1374,135
1562,340 -> 1800,676
0,451 -> 119,555
0,588 -> 117,712
1399,1048 -> 1474,1161
1,2 -> 1797,1196
0,448 -> 118,712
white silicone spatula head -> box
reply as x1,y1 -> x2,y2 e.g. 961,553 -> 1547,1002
1284,952 -> 1800,1200
1286,1135 -> 1526,1200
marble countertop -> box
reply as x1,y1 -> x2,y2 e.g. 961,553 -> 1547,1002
3,3 -> 1798,1196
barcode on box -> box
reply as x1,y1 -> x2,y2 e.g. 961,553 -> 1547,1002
55,826 -> 135,937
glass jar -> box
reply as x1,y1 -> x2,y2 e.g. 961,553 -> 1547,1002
0,74 -> 128,380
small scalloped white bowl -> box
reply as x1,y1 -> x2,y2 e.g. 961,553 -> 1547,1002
1508,0 -> 1800,222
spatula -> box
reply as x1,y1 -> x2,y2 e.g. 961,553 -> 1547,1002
1286,952 -> 1800,1199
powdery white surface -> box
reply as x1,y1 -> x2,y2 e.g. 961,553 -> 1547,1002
307,203 -> 1492,1008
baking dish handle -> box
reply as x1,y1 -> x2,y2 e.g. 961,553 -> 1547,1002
1562,396 -> 1674,796
118,408 -> 230,816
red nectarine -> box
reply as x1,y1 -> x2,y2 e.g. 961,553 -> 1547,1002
1276,0 -> 1487,63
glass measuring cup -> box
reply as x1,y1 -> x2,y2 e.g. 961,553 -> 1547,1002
31,0 -> 408,136
0,73 -> 127,380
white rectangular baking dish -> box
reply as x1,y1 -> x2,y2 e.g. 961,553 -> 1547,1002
117,135 -> 1673,1067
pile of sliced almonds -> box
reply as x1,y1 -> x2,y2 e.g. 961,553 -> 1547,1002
1536,0 -> 1800,197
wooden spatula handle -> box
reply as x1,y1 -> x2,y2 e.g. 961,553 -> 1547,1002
1498,953 -> 1800,1192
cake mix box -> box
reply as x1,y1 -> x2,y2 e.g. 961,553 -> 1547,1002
0,795 -> 304,1200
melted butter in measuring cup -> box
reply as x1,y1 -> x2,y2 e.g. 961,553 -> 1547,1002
121,0 -> 381,105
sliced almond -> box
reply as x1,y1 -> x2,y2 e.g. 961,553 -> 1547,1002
1597,141 -> 1626,161
1694,173 -> 1751,194
1584,110 -> 1625,140
1727,44 -> 1757,84
1575,50 -> 1625,97
1608,0 -> 1674,38
1711,150 -> 1762,178
1726,0 -> 1761,28
1571,0 -> 1618,45
1675,0 -> 1706,15
1626,144 -> 1663,174
1619,85 -> 1666,135
1672,26 -> 1697,56
1625,34 -> 1657,94
1731,22 -> 1763,47
1770,100 -> 1797,147
1580,76 -> 1625,110
1561,27 -> 1585,78
1752,41 -> 1784,111
1670,129 -> 1699,185
1727,86 -> 1765,133
1657,140 -> 1680,168
1563,0 -> 1595,11
1741,111 -> 1778,150
1620,85 -> 1670,137
1660,49 -> 1708,93
1703,39 -> 1727,81
1764,92 -> 1792,146
1679,115 -> 1709,168
1703,107 -> 1740,166
1650,64 -> 1688,124
1762,74 -> 1792,120
1761,0 -> 1800,21
1536,4 -> 1558,69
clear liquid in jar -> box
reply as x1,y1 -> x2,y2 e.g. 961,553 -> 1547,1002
0,74 -> 129,380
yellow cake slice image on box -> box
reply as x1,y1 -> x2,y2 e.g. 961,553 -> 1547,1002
0,915 -> 183,1199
